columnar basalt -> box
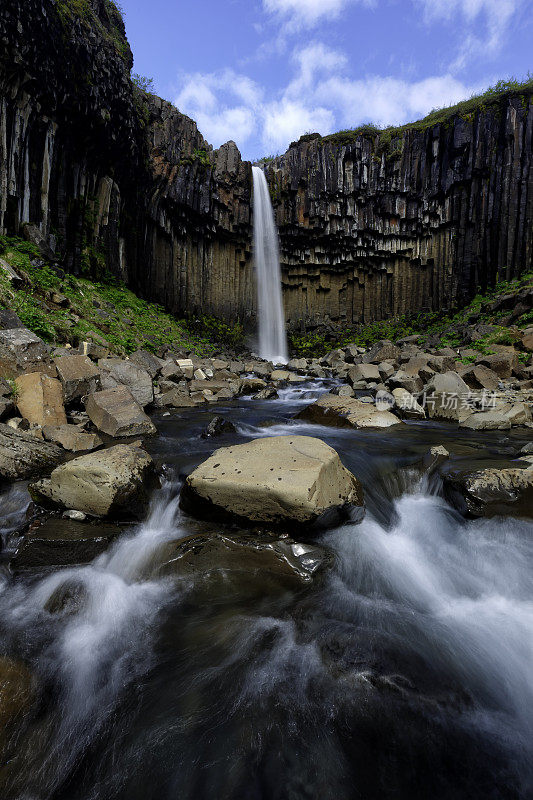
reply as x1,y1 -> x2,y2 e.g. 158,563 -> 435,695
0,0 -> 531,331
266,102 -> 533,327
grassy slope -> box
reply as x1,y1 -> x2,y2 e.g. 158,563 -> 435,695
0,237 -> 244,357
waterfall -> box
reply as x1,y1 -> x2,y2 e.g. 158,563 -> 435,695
252,166 -> 288,364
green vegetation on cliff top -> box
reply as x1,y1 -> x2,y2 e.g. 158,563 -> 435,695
290,75 -> 533,152
0,237 -> 244,357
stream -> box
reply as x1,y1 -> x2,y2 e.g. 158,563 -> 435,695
0,380 -> 532,799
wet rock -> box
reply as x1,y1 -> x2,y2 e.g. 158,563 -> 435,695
460,410 -> 511,431
201,416 -> 237,438
297,393 -> 402,429
55,355 -> 101,403
29,443 -> 159,519
0,422 -> 63,480
99,358 -> 154,407
423,445 -> 449,472
15,372 -> 66,427
0,328 -> 52,379
42,424 -> 103,452
255,388 -> 278,399
154,531 -> 331,591
181,435 -> 363,529
13,519 -> 121,571
0,656 -> 36,760
240,378 -> 267,394
85,387 -> 156,437
444,467 -> 533,518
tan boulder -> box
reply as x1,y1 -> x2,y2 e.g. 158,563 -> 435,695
85,387 -> 156,437
29,443 -> 159,518
55,355 -> 101,402
99,358 -> 153,407
297,393 -> 401,429
42,424 -> 103,452
445,467 -> 533,518
181,435 -> 363,528
15,372 -> 66,427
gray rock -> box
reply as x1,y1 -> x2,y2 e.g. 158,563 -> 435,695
12,519 -> 121,571
297,393 -> 402,429
128,349 -> 163,379
55,355 -> 101,403
201,416 -> 237,438
0,422 -> 63,480
99,358 -> 154,407
444,468 -> 533,518
0,328 -> 52,379
85,387 -> 156,437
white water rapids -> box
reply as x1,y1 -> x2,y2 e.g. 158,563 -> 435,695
252,165 -> 288,364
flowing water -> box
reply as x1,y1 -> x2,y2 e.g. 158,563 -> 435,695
0,382 -> 532,799
252,166 -> 288,364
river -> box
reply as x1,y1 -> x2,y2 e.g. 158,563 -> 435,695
0,380 -> 532,799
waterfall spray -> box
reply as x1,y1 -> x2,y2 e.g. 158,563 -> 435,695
252,166 -> 288,364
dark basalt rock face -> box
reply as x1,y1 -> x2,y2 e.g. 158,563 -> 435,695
0,0 -> 531,331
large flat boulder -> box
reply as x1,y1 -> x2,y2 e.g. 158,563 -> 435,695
0,328 -> 53,379
29,443 -> 159,518
181,435 -> 363,529
0,423 -> 63,481
85,386 -> 156,437
55,355 -> 101,402
98,358 -> 154,407
297,393 -> 402,428
444,467 -> 533,518
15,372 -> 66,427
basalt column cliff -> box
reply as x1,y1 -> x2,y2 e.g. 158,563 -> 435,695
0,0 -> 532,330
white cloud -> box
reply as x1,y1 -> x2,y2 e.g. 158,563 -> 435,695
263,0 -> 373,30
263,99 -> 335,150
174,42 -> 479,158
316,73 -> 477,128
417,0 -> 522,68
175,70 -> 263,146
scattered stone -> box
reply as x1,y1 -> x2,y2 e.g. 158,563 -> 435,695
255,388 -> 278,399
99,358 -> 153,407
12,519 -> 121,571
460,364 -> 500,391
460,411 -> 511,431
477,352 -> 518,379
85,387 -> 156,437
0,328 -> 52,379
42,424 -> 103,453
297,393 -> 402,429
444,468 -> 533,518
391,388 -> 425,419
348,363 -> 381,384
181,435 -> 363,529
29,443 -> 159,518
423,445 -> 450,472
63,510 -> 87,521
15,372 -> 66,427
201,416 -> 237,438
424,371 -> 473,422
0,423 -> 63,480
127,349 -> 162,379
55,354 -> 101,402
362,340 -> 399,363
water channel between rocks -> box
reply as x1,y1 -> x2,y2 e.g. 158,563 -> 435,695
0,379 -> 532,800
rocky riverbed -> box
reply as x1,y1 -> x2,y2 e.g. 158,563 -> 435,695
0,321 -> 532,799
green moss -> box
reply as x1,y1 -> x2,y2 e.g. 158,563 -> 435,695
0,237 -> 239,356
289,270 -> 533,357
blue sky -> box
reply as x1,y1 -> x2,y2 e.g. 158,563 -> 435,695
120,0 -> 532,160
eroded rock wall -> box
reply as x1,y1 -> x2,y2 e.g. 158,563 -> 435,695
267,100 -> 533,327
